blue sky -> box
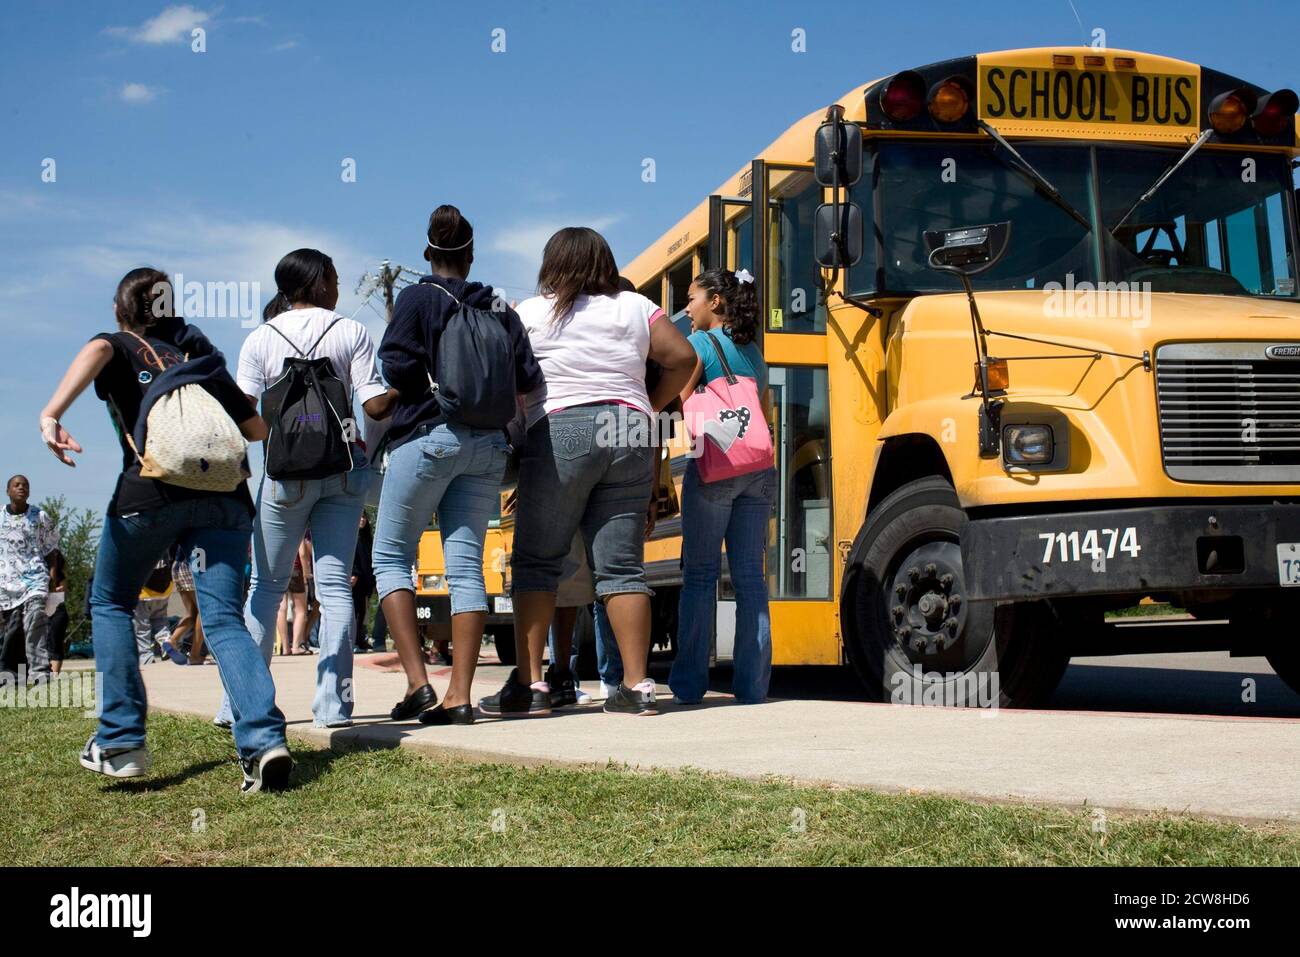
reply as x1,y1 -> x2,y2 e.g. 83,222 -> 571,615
1,0 -> 1296,515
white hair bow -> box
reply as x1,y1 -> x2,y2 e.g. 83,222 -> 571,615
734,268 -> 755,285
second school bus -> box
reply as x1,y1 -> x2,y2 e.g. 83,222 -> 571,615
416,46 -> 1300,705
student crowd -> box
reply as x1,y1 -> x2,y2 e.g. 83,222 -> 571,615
35,205 -> 777,794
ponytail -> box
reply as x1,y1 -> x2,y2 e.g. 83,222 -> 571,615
263,291 -> 292,322
693,268 -> 758,345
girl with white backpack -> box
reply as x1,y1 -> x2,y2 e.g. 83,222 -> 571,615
39,267 -> 294,793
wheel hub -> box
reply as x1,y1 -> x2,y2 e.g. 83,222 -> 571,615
887,541 -> 968,660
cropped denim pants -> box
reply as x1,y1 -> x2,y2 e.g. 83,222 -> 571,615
511,404 -> 654,601
372,422 -> 509,615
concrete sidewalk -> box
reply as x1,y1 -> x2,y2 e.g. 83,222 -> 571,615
137,652 -> 1300,825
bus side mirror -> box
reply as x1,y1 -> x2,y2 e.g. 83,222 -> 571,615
814,202 -> 863,267
924,222 -> 1011,275
814,118 -> 862,187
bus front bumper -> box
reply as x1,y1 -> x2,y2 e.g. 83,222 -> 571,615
963,503 -> 1300,603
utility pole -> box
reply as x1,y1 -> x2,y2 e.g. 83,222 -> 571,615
355,260 -> 422,323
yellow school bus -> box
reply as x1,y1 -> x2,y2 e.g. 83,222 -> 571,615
614,46 -> 1300,706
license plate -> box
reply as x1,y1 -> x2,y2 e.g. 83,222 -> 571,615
494,596 -> 513,614
1278,544 -> 1300,586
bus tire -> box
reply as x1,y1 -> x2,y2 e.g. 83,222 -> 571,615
488,625 -> 516,666
1265,648 -> 1300,697
840,476 -> 1069,708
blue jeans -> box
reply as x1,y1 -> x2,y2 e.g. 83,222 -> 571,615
668,463 -> 775,704
217,466 -> 369,728
91,497 -> 286,760
370,602 -> 388,650
593,602 -> 621,686
545,602 -> 622,686
373,423 -> 508,613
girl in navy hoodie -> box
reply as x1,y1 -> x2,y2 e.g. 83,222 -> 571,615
374,205 -> 542,725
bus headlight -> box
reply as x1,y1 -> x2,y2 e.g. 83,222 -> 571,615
1002,424 -> 1055,465
420,574 -> 446,592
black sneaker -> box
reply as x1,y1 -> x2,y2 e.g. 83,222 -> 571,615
603,680 -> 658,716
545,664 -> 579,708
478,668 -> 552,717
240,745 -> 294,795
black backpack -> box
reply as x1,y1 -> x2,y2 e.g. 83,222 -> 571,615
261,316 -> 355,480
427,282 -> 518,429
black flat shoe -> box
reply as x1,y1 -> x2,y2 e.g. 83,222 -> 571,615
390,683 -> 438,721
418,704 -> 475,726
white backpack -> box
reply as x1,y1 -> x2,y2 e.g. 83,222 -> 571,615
121,331 -> 250,492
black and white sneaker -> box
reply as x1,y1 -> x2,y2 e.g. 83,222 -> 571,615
545,663 -> 579,708
478,668 -> 552,717
79,735 -> 152,778
603,680 -> 658,716
240,745 -> 294,795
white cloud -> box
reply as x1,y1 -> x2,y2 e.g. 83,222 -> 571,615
271,40 -> 298,52
119,82 -> 157,103
108,5 -> 211,44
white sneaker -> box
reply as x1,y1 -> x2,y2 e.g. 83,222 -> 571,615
599,681 -> 620,701
240,745 -> 294,795
575,687 -> 592,706
79,735 -> 151,778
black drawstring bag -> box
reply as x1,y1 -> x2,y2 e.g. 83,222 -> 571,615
261,317 -> 355,480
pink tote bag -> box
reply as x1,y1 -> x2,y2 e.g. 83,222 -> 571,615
682,331 -> 774,483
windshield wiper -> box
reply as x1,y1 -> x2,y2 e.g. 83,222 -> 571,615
1109,129 -> 1213,235
977,120 -> 1092,233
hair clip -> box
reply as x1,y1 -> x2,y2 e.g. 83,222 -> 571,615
734,268 -> 755,285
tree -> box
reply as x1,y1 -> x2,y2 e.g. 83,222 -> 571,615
38,495 -> 101,651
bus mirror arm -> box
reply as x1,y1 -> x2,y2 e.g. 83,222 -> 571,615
925,223 -> 1013,457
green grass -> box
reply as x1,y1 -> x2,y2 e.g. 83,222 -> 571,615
1,706 -> 1296,866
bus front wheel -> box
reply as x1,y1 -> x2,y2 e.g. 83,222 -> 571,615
840,476 -> 1069,708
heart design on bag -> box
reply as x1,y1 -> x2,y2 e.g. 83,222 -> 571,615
698,406 -> 751,453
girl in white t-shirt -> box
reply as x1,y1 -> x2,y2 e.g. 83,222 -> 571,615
225,249 -> 397,730
479,227 -> 695,718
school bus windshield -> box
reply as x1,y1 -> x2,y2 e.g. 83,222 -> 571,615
853,140 -> 1297,299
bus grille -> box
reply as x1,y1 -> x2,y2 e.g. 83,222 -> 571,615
1155,342 -> 1300,483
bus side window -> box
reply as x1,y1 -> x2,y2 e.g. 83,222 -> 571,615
639,277 -> 663,310
667,256 -> 693,326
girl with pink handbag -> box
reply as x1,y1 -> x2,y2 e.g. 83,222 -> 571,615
671,268 -> 777,705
